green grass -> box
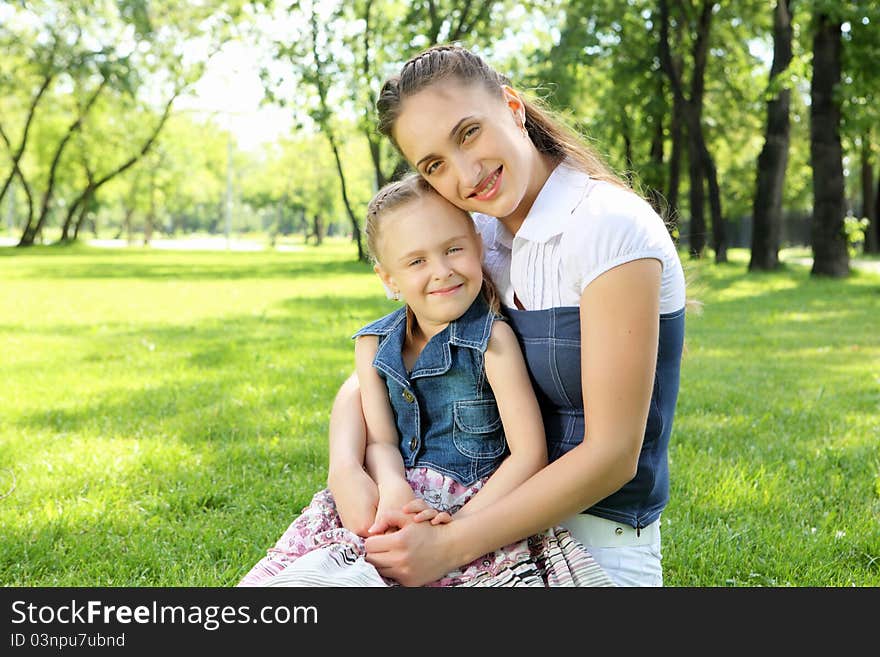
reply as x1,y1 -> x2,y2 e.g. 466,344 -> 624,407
1,243 -> 877,586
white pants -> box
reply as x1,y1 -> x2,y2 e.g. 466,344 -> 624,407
561,514 -> 663,587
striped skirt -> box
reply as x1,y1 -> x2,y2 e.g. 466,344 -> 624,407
238,467 -> 614,588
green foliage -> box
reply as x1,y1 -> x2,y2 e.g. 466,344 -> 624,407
0,0 -> 252,241
2,1 -> 879,256
843,215 -> 870,255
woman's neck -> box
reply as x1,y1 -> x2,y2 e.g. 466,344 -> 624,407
498,152 -> 558,236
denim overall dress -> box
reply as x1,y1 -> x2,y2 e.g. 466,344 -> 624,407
503,305 -> 685,531
352,296 -> 509,487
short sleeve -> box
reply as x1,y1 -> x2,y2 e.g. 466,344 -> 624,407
560,183 -> 674,297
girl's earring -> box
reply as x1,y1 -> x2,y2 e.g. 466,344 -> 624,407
392,290 -> 401,301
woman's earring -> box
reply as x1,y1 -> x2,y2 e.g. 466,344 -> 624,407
392,290 -> 401,301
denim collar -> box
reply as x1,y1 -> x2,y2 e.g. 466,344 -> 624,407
352,295 -> 495,386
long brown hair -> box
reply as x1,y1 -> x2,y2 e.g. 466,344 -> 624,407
377,44 -> 629,190
365,174 -> 502,330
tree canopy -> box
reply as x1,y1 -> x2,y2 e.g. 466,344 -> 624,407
2,0 -> 878,274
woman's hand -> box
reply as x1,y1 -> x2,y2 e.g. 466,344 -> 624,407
364,513 -> 460,586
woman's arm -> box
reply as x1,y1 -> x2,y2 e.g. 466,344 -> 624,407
453,320 -> 547,519
364,258 -> 662,585
354,337 -> 417,514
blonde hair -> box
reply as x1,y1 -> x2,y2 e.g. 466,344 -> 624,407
377,44 -> 629,190
365,174 -> 502,324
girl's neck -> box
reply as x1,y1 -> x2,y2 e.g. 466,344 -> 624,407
498,152 -> 559,236
403,311 -> 449,370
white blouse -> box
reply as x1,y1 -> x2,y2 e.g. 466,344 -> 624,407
473,162 -> 686,314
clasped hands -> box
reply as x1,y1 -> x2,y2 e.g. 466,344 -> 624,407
329,467 -> 451,539
368,497 -> 453,535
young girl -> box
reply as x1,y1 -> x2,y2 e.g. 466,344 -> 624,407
329,44 -> 687,587
238,174 -> 613,587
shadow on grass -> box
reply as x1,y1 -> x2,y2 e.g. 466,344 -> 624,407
10,294 -> 394,441
1,294 -> 382,584
0,433 -> 330,585
4,250 -> 372,280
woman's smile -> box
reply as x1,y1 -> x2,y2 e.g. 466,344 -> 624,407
469,166 -> 503,201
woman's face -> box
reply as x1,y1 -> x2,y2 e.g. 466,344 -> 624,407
391,79 -> 542,229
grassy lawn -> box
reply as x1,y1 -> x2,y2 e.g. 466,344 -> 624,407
1,243 -> 877,586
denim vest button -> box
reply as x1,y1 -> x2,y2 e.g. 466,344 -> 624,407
402,389 -> 415,403
409,437 -> 418,451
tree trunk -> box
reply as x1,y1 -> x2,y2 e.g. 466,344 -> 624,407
14,170 -> 35,246
658,0 -> 720,259
686,121 -> 706,258
309,9 -> 365,261
750,0 -> 793,271
22,77 -> 108,246
666,96 -> 683,240
0,126 -> 36,246
0,66 -> 55,206
72,194 -> 90,241
621,109 -> 635,186
861,137 -> 878,253
704,146 -> 726,263
144,166 -> 156,246
61,93 -> 178,244
869,174 -> 880,254
809,13 -> 848,277
124,206 -> 134,245
646,79 -> 666,219
61,164 -> 95,242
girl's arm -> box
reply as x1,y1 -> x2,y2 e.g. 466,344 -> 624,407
325,372 -> 379,537
453,320 -> 547,519
354,336 -> 417,516
364,258 -> 662,585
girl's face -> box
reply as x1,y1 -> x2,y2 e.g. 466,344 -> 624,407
391,79 -> 546,231
374,193 -> 484,336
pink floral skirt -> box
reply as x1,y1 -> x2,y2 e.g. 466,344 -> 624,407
238,467 -> 613,587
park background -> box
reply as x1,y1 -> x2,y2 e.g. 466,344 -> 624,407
1,1 -> 878,586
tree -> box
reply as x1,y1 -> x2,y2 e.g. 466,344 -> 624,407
749,0 -> 794,271
839,4 -> 880,254
0,0 -> 249,246
809,9 -> 848,276
259,0 -> 510,261
659,0 -> 727,262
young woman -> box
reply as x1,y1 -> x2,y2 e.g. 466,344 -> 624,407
329,44 -> 686,587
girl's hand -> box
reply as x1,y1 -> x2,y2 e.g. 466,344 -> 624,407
373,480 -> 418,533
401,498 -> 452,525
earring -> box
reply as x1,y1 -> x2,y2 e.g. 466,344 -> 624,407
392,290 -> 401,301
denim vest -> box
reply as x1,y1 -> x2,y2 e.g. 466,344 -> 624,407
504,305 -> 685,529
352,296 -> 509,487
